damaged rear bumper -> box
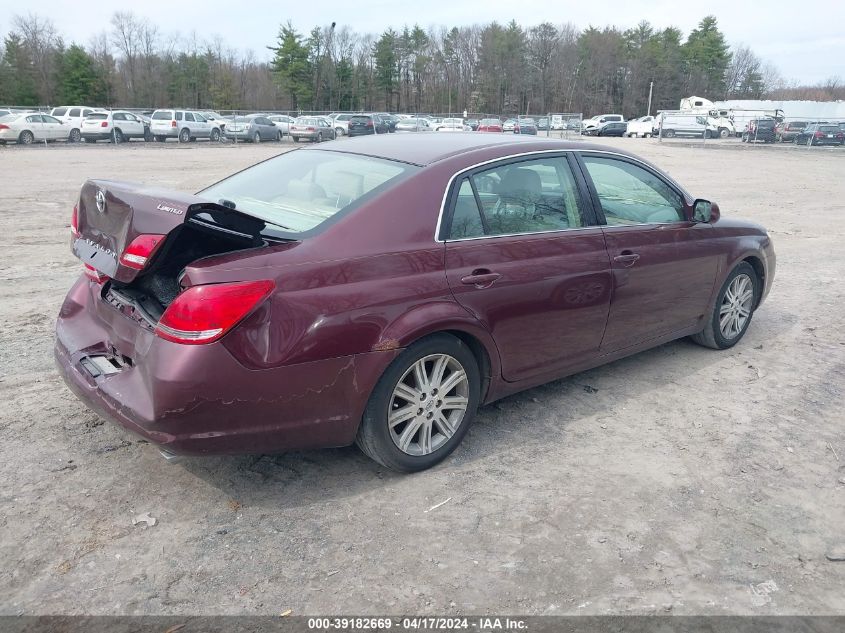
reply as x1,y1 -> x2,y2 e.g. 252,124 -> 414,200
54,277 -> 398,456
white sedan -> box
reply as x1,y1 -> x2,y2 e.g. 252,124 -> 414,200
435,118 -> 471,132
268,114 -> 296,136
0,113 -> 68,145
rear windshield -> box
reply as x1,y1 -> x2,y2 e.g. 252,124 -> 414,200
756,120 -> 775,128
295,118 -> 318,125
198,150 -> 417,234
350,115 -> 371,123
818,125 -> 840,132
151,111 -> 173,120
87,113 -> 108,120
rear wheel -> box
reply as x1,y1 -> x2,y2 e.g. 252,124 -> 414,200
276,131 -> 283,142
691,262 -> 759,350
178,128 -> 190,143
356,334 -> 480,472
69,128 -> 82,143
335,127 -> 344,137
664,129 -> 675,138
18,130 -> 34,145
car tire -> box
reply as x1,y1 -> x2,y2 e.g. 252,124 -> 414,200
112,128 -> 124,144
18,130 -> 34,145
210,128 -> 221,142
719,128 -> 729,139
691,262 -> 759,350
292,136 -> 299,143
178,128 -> 190,143
335,127 -> 344,137
277,131 -> 283,142
253,132 -> 261,144
144,128 -> 153,142
356,333 -> 480,472
665,129 -> 675,138
69,128 -> 82,143
316,132 -> 322,143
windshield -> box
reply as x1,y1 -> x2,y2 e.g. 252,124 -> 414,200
198,150 -> 416,234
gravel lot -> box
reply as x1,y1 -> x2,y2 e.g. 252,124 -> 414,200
1,137 -> 843,616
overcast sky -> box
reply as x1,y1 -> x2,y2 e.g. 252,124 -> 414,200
3,0 -> 843,86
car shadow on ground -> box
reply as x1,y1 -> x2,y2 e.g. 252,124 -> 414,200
174,304 -> 796,509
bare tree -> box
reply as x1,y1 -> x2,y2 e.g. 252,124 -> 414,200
12,13 -> 60,104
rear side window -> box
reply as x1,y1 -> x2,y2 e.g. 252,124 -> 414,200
446,156 -> 585,240
68,108 -> 80,117
582,156 -> 684,225
175,112 -> 183,121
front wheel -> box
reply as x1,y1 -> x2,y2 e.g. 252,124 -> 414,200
69,128 -> 82,143
356,334 -> 480,472
210,128 -> 221,142
691,262 -> 759,350
316,132 -> 322,143
253,131 -> 261,143
112,128 -> 124,144
719,128 -> 730,139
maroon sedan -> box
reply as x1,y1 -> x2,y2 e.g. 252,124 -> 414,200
55,135 -> 775,472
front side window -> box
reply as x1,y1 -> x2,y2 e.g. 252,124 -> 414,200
582,156 -> 684,225
199,150 -> 415,234
184,112 -> 195,122
446,156 -> 585,239
43,115 -> 61,124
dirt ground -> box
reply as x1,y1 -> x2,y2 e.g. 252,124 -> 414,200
0,137 -> 843,616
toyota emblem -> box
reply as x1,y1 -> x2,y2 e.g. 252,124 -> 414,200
95,189 -> 106,214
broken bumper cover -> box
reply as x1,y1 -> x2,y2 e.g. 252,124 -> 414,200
54,278 -> 398,456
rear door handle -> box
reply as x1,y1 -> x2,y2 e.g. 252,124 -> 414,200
461,270 -> 502,288
613,252 -> 640,267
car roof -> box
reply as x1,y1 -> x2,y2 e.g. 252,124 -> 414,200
302,134 -> 623,167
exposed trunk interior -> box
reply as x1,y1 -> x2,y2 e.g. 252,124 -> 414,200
106,208 -> 273,323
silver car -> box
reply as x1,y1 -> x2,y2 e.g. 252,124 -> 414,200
267,114 -> 295,136
150,109 -> 222,142
395,117 -> 433,132
223,114 -> 282,143
290,116 -> 336,142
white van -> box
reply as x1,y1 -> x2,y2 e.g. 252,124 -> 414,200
656,114 -> 719,138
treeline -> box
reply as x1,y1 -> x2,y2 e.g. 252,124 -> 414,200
1,12 -> 842,116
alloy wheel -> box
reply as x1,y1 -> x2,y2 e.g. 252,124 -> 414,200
388,354 -> 470,456
719,273 -> 754,340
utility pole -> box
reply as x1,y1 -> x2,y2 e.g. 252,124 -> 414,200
647,80 -> 654,117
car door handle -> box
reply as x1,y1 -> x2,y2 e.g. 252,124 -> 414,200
613,252 -> 641,267
461,270 -> 502,288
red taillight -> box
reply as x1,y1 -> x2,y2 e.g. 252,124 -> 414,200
815,131 -> 824,138
119,234 -> 165,269
71,205 -> 79,237
155,280 -> 275,345
101,121 -> 108,127
366,120 -> 373,127
0,124 -> 9,130
83,264 -> 109,284
306,127 -> 315,131
171,120 -> 177,127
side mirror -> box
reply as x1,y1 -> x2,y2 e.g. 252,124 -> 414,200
692,199 -> 720,223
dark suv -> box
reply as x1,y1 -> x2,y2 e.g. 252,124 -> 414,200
774,121 -> 807,142
348,114 -> 390,136
793,123 -> 845,146
743,119 -> 777,143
